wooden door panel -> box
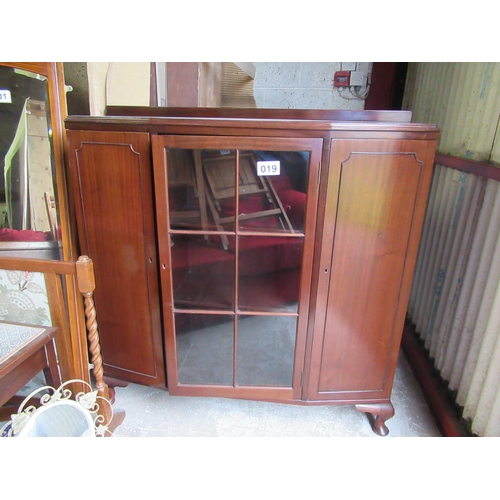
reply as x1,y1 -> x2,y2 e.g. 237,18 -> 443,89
151,135 -> 322,400
307,139 -> 433,400
66,130 -> 165,386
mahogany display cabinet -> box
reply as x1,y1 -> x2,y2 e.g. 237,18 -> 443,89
64,107 -> 439,435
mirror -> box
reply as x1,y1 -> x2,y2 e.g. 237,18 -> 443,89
0,62 -> 91,385
0,66 -> 61,259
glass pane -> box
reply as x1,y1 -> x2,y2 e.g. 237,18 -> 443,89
175,313 -> 234,386
239,150 -> 309,233
236,315 -> 297,387
0,67 -> 61,259
171,233 -> 235,310
237,235 -> 303,313
167,148 -> 237,235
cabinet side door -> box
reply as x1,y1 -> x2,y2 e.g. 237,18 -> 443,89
306,137 -> 436,402
66,130 -> 165,387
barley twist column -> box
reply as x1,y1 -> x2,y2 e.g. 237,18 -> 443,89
76,255 -> 111,422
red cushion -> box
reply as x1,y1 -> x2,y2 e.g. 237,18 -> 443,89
0,228 -> 49,242
236,237 -> 303,276
171,235 -> 303,277
270,174 -> 293,193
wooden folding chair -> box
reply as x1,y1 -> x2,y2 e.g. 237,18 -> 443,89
166,149 -> 209,233
201,151 -> 294,249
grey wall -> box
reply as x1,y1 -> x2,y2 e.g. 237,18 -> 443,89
253,62 -> 366,110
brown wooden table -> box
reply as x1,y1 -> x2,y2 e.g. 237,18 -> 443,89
0,320 -> 61,408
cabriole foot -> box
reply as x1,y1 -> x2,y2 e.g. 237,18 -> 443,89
355,402 -> 395,436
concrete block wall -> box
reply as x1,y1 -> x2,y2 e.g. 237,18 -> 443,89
253,62 -> 366,110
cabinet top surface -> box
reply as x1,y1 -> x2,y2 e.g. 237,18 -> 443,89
65,107 -> 439,137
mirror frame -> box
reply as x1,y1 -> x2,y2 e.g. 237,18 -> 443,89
0,62 -> 89,383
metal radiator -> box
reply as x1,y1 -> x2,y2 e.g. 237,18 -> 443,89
408,155 -> 500,436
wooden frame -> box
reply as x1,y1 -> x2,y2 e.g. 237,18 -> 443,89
0,62 -> 87,383
435,152 -> 500,181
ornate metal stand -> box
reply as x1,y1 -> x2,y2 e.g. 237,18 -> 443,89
1,378 -> 114,437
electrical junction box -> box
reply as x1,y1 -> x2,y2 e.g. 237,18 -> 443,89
349,71 -> 367,87
341,62 -> 357,71
334,71 -> 350,87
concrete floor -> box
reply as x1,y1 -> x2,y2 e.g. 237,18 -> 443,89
111,351 -> 441,437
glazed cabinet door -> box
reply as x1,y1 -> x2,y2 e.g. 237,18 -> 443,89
305,137 -> 437,402
66,130 -> 165,387
152,135 -> 322,401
